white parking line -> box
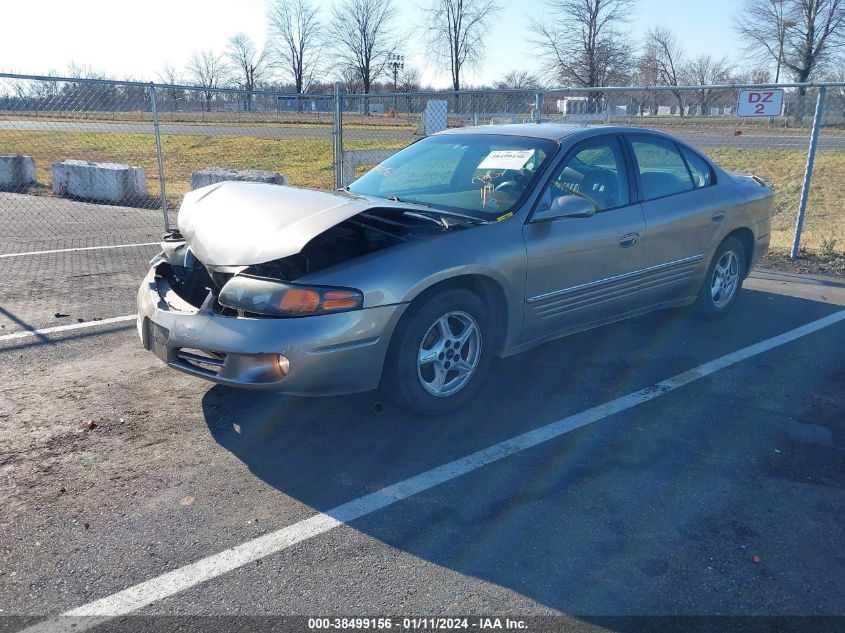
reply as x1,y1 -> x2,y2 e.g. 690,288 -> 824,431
0,242 -> 159,258
0,315 -> 136,343
22,308 -> 845,632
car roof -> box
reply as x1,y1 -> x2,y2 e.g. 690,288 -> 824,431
433,123 -> 674,142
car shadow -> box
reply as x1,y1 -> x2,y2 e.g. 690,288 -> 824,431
202,289 -> 844,617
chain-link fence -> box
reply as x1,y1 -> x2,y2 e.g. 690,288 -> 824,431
0,74 -> 338,257
338,84 -> 845,260
1,73 -> 843,261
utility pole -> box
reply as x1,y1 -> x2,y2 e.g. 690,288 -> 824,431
387,53 -> 404,115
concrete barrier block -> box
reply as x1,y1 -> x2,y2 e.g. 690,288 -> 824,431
341,149 -> 399,187
424,100 -> 448,135
51,160 -> 148,203
0,155 -> 36,190
190,168 -> 289,190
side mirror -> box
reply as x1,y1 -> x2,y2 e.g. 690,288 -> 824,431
533,192 -> 596,221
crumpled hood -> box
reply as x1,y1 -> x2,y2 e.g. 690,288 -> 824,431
177,181 -> 372,266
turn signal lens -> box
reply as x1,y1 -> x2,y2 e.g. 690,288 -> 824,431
279,289 -> 321,314
321,290 -> 361,311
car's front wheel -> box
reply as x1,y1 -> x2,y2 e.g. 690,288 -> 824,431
387,288 -> 493,415
695,235 -> 746,320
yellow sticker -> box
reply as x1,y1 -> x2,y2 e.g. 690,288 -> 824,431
496,212 -> 514,222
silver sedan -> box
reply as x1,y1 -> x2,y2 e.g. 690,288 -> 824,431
137,124 -> 773,414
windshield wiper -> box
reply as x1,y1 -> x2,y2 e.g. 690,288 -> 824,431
403,210 -> 450,229
379,194 -> 491,225
386,195 -> 431,208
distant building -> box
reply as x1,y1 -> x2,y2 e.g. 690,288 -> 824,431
224,102 -> 265,112
556,97 -> 588,115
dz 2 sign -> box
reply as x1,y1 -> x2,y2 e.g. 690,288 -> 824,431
736,89 -> 784,116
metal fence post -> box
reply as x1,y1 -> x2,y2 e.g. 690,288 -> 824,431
534,92 -> 543,123
149,84 -> 169,232
790,86 -> 826,259
333,82 -> 344,190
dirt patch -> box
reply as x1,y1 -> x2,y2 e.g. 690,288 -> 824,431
761,250 -> 845,276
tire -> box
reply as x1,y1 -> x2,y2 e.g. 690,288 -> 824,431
694,236 -> 746,320
386,288 -> 493,415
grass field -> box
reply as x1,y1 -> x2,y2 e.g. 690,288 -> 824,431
0,130 -> 406,199
707,147 -> 845,252
4,109 -> 843,134
0,129 -> 842,254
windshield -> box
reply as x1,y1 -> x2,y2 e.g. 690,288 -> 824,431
348,134 -> 558,218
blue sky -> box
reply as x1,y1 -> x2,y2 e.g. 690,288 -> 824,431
0,0 -> 747,87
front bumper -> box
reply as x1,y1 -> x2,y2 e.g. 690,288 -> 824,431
136,266 -> 407,396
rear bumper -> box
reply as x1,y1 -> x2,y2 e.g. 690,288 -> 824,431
136,267 -> 407,396
749,218 -> 771,274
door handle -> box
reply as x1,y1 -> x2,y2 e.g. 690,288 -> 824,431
619,232 -> 639,248
711,212 -> 726,222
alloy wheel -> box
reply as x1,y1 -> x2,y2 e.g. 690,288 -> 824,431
416,311 -> 482,397
711,250 -> 740,308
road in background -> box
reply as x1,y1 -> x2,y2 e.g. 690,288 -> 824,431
1,120 -> 844,150
0,120 -> 411,141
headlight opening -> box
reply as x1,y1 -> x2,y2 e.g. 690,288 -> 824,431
218,275 -> 363,317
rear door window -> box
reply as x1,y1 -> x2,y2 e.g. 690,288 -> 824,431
680,147 -> 715,188
629,136 -> 695,200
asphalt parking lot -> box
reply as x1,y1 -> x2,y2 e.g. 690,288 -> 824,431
1,198 -> 844,632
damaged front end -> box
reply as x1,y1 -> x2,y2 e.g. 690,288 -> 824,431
137,182 -> 479,394
154,205 -> 469,317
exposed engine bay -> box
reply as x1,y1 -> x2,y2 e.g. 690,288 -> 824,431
158,207 -> 478,312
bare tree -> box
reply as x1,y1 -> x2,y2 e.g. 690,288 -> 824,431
735,0 -> 792,82
7,77 -> 27,100
267,0 -> 323,95
186,50 -> 228,112
643,25 -> 687,115
157,64 -> 183,85
495,69 -> 543,89
30,70 -> 60,100
685,54 -> 732,115
398,66 -> 422,92
156,64 -> 185,112
65,61 -> 105,79
529,0 -> 635,112
822,53 -> 845,96
396,67 -> 422,115
62,62 -> 114,108
340,65 -> 364,94
423,0 -> 501,93
736,0 -> 845,90
329,0 -> 400,97
737,67 -> 775,83
783,0 -> 844,85
226,33 -> 270,110
635,48 -> 661,114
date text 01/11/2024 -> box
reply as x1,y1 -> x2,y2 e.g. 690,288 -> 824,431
307,617 -> 528,630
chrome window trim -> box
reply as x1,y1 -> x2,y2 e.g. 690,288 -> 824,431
526,254 -> 705,304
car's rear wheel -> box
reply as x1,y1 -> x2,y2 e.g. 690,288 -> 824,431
387,288 -> 493,415
695,235 -> 745,320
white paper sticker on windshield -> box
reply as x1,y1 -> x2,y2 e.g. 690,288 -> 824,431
477,149 -> 534,170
